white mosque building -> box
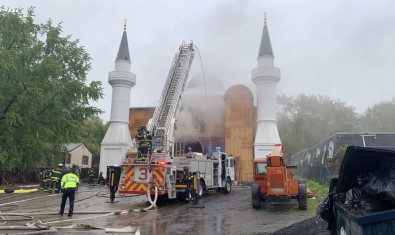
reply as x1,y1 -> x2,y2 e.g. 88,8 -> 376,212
101,18 -> 282,183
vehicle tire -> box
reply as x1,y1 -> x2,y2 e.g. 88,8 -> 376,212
298,179 -> 305,185
223,179 -> 232,194
298,183 -> 307,210
156,195 -> 168,205
177,192 -> 188,202
251,183 -> 262,209
198,180 -> 205,198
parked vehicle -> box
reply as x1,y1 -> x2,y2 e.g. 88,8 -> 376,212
251,144 -> 307,210
118,148 -> 235,203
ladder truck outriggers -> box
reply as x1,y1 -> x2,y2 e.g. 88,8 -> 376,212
111,42 -> 235,205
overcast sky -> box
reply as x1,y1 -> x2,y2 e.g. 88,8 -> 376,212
3,0 -> 395,122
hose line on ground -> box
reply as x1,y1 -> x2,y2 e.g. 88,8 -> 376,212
0,186 -> 157,229
0,213 -> 34,221
0,204 -> 19,211
0,189 -> 98,208
144,184 -> 158,211
0,226 -> 57,235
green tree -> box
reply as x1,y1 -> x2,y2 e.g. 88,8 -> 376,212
360,98 -> 395,132
0,7 -> 103,172
74,116 -> 108,168
277,94 -> 359,158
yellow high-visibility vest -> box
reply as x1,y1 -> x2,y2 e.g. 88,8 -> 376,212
61,173 -> 80,189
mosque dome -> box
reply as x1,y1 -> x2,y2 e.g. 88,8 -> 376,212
184,73 -> 225,95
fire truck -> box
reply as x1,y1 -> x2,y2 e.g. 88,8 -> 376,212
117,149 -> 235,204
112,42 -> 235,204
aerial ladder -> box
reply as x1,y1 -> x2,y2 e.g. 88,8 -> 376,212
148,42 -> 195,159
113,42 -> 196,201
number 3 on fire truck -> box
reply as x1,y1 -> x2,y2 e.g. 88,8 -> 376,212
135,167 -> 151,183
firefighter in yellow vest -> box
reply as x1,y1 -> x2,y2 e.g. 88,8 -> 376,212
59,169 -> 79,217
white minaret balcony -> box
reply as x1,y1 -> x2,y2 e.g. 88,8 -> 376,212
251,67 -> 281,83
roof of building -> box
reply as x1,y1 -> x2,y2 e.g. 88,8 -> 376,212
64,143 -> 83,152
185,73 -> 225,93
116,24 -> 131,63
258,18 -> 274,58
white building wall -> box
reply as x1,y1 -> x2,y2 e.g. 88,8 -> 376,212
65,144 -> 92,169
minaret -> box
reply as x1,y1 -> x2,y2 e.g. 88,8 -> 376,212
100,22 -> 136,177
251,15 -> 281,158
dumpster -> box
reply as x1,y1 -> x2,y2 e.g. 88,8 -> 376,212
318,146 -> 395,235
333,200 -> 395,234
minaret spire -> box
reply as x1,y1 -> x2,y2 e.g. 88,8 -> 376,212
116,22 -> 131,63
258,14 -> 274,58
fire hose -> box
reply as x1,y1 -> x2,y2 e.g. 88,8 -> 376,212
0,186 -> 155,233
144,184 -> 158,211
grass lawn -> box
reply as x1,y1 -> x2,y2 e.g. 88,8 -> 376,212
305,179 -> 329,214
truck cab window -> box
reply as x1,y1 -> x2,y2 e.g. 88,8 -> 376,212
256,163 -> 267,175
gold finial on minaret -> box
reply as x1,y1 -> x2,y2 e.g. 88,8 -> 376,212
264,12 -> 267,25
124,19 -> 127,32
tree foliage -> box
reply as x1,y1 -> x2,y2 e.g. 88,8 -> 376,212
360,98 -> 395,132
74,116 -> 108,168
0,7 -> 103,171
277,94 -> 359,158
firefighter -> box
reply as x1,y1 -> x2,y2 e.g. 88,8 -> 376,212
135,125 -> 152,161
43,168 -> 51,192
88,168 -> 95,185
49,164 -> 63,194
59,168 -> 79,217
186,173 -> 194,185
98,172 -> 105,185
71,164 -> 80,178
39,168 -> 45,190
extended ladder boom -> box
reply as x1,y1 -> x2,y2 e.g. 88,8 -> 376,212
148,42 -> 195,156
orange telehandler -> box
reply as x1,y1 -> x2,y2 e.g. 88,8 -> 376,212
251,144 -> 307,210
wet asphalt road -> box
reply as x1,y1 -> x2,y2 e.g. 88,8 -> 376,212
0,185 -> 315,234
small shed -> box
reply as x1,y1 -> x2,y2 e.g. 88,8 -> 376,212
64,143 -> 92,169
